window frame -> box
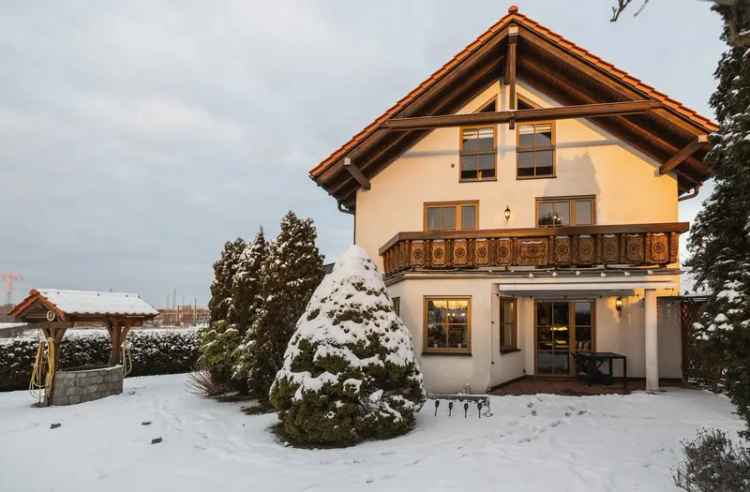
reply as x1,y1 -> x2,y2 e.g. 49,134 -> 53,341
534,195 -> 596,227
423,296 -> 472,355
516,120 -> 556,180
459,125 -> 497,182
499,297 -> 519,354
423,200 -> 479,232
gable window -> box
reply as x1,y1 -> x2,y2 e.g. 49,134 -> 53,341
500,297 -> 518,353
517,122 -> 555,178
536,196 -> 595,227
424,297 -> 471,354
424,201 -> 478,232
460,127 -> 496,181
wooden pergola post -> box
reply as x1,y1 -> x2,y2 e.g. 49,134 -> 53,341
108,319 -> 122,366
108,318 -> 134,366
40,322 -> 70,406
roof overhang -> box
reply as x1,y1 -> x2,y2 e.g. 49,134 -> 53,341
310,8 -> 716,209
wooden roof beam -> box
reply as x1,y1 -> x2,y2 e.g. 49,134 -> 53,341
505,25 -> 519,111
328,60 -> 503,198
381,100 -> 663,131
343,157 -> 371,190
519,57 -> 710,180
659,134 -> 710,175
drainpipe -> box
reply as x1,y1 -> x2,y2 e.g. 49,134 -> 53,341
337,200 -> 356,244
678,186 -> 700,202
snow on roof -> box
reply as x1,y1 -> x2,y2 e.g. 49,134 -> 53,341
0,322 -> 27,330
36,289 -> 158,317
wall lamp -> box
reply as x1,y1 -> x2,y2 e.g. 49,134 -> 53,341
615,297 -> 624,313
504,205 -> 511,222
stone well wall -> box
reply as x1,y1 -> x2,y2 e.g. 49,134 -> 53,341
51,365 -> 123,406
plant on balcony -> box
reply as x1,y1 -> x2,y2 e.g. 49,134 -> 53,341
270,245 -> 425,446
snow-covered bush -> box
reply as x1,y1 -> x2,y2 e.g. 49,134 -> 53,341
196,321 -> 241,393
674,429 -> 750,491
270,246 -> 425,446
0,328 -> 199,391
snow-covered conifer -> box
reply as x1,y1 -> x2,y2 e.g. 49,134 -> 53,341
270,245 -> 425,446
199,238 -> 247,389
687,3 -> 750,435
231,229 -> 268,335
232,229 -> 270,385
207,238 -> 246,325
245,212 -> 325,403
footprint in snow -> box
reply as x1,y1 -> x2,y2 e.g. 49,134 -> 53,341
380,450 -> 396,456
549,420 -> 561,428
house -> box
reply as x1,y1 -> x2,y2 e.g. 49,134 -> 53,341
310,6 -> 715,393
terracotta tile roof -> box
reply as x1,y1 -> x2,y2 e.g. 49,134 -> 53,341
310,6 -> 717,179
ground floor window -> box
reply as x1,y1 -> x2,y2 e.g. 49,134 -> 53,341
424,297 -> 471,354
499,297 -> 518,353
392,297 -> 400,316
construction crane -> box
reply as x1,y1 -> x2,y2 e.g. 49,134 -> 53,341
1,272 -> 23,307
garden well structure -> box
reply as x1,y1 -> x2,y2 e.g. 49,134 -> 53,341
9,289 -> 158,405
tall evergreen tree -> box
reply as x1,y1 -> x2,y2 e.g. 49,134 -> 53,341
686,3 -> 750,436
200,237 -> 246,389
208,238 -> 246,325
231,229 -> 270,385
230,229 -> 268,335
245,211 -> 325,403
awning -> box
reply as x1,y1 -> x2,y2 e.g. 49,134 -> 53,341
497,288 -> 636,299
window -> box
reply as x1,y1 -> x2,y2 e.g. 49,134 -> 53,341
517,122 -> 555,178
500,297 -> 518,353
460,127 -> 496,181
392,297 -> 400,316
424,297 -> 471,354
424,201 -> 478,232
536,196 -> 595,227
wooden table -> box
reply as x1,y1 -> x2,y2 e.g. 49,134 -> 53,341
572,351 -> 628,391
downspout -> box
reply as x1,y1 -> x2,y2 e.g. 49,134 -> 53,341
337,200 -> 356,245
678,186 -> 700,202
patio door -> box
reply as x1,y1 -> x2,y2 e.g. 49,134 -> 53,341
535,301 -> 594,376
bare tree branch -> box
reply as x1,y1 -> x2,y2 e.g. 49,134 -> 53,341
611,0 -> 750,47
610,0 -> 650,22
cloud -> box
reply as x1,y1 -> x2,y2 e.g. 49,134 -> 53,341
0,0 -> 722,306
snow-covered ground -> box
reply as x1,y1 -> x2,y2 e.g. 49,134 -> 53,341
0,374 -> 743,492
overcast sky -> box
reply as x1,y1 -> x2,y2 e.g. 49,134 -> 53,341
0,1 -> 724,307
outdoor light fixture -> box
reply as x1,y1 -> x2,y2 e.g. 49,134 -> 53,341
615,297 -> 624,313
504,205 -> 511,222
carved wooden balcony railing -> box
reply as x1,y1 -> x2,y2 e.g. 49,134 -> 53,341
379,222 -> 689,277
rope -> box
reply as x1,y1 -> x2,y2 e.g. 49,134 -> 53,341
121,339 -> 133,376
28,336 -> 55,405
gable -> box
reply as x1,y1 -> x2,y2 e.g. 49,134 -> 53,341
310,6 -> 716,209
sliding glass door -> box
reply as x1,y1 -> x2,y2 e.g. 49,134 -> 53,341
536,301 -> 594,376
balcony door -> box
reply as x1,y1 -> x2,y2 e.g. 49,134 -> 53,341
535,301 -> 594,376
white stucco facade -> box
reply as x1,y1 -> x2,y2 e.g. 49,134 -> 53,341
351,80 -> 684,393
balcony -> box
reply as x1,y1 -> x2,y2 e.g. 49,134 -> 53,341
379,222 -> 689,277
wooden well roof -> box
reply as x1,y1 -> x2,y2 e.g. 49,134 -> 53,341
310,6 -> 717,209
9,289 -> 158,323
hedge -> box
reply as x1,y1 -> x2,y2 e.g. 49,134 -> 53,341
0,328 -> 199,392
